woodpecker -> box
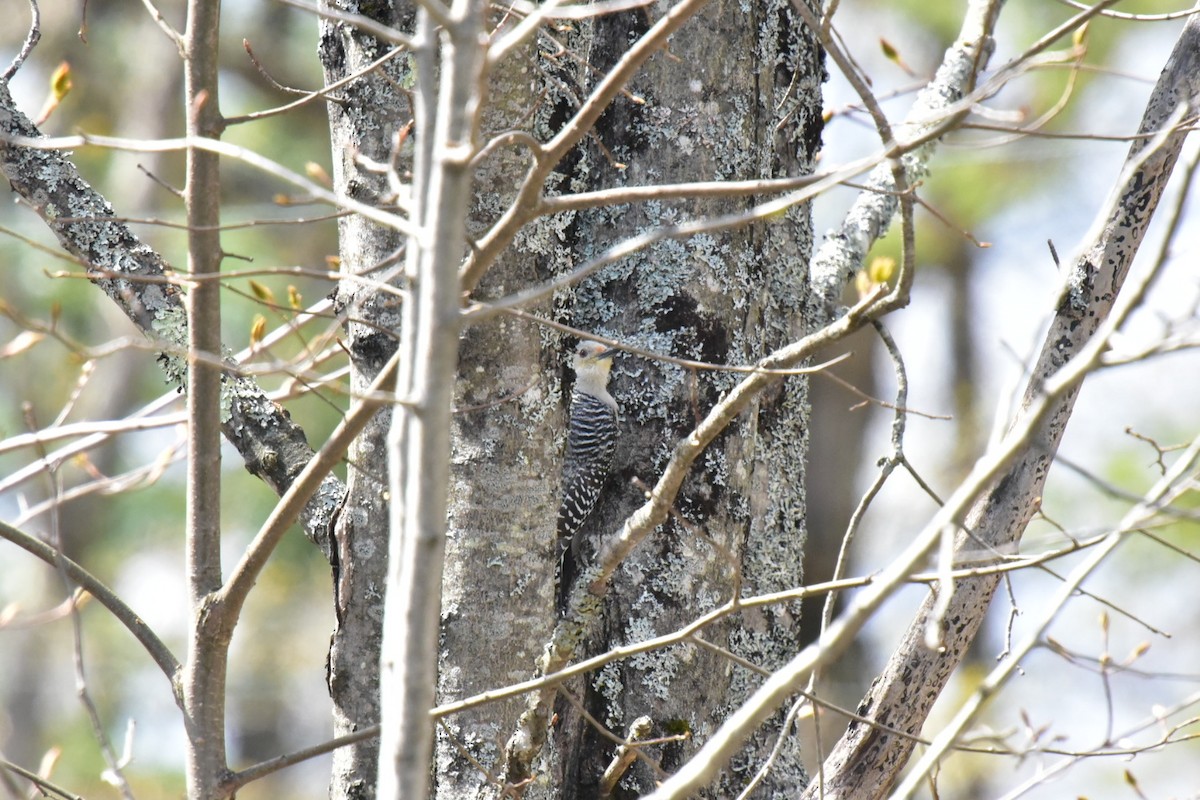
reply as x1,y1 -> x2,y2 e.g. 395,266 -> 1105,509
556,340 -> 619,612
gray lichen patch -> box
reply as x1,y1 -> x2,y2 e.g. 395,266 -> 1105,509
150,305 -> 190,388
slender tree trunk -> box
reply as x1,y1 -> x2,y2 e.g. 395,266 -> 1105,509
379,0 -> 488,792
318,3 -> 411,797
182,1 -> 230,796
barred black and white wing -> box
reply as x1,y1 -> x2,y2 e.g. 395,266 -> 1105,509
557,391 -> 619,539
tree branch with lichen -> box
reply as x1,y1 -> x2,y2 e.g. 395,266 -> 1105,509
0,78 -> 343,558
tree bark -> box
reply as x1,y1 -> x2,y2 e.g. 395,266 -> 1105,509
318,3 -> 411,797
378,0 -> 488,793
183,0 -> 230,796
435,0 -> 824,796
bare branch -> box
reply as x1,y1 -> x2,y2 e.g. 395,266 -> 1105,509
796,14 -> 1200,798
464,154 -> 886,322
275,0 -> 422,45
3,0 -> 40,81
217,351 -> 399,623
434,534 -> 1113,722
223,726 -> 381,793
808,0 -> 1005,319
138,0 -> 186,55
180,2 -> 232,794
0,754 -> 84,800
0,520 -> 182,690
1052,0 -> 1200,22
893,434 -> 1200,798
225,39 -> 407,126
378,0 -> 488,794
535,173 -> 821,213
5,131 -> 414,236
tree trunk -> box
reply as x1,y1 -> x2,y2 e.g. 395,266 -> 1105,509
436,0 -> 825,796
318,3 -> 411,797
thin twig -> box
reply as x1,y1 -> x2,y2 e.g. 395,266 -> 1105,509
137,0 -> 185,54
892,434 -> 1200,798
0,755 -> 84,800
4,131 -> 414,236
225,39 -> 406,126
222,724 -> 382,792
433,532 -> 1114,721
3,0 -> 41,81
274,0 -> 423,44
0,526 -> 182,687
